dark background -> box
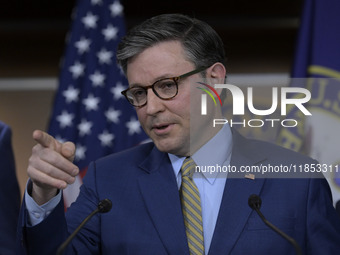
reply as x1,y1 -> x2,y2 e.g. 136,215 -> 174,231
0,0 -> 304,77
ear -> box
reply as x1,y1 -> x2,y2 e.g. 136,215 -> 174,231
205,62 -> 226,95
207,62 -> 226,80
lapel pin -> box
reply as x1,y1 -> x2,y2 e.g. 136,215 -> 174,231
245,173 -> 255,180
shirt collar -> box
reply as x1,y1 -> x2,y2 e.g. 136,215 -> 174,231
168,124 -> 233,184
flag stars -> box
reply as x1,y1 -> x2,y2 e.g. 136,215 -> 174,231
105,107 -> 121,124
83,94 -> 100,111
82,12 -> 98,29
111,82 -> 126,100
126,117 -> 142,135
91,0 -> 102,5
89,70 -> 106,87
110,1 -> 123,17
98,130 -> 115,147
97,48 -> 113,64
56,111 -> 74,128
102,24 -> 119,41
63,86 -> 80,103
75,144 -> 86,161
55,135 -> 66,144
74,37 -> 91,54
78,119 -> 93,136
69,61 -> 85,78
117,64 -> 125,75
50,1 -> 146,170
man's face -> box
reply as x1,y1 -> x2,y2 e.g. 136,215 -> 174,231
126,40 -> 201,156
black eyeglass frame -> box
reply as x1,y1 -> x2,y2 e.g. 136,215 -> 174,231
121,66 -> 207,107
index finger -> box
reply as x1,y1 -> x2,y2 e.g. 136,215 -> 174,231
32,130 -> 60,151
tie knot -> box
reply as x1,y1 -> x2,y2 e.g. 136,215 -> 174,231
181,157 -> 195,179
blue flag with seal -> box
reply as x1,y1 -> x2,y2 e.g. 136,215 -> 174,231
48,0 -> 148,207
277,0 -> 340,213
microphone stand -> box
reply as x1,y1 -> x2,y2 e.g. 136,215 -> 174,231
56,199 -> 112,255
248,194 -> 302,255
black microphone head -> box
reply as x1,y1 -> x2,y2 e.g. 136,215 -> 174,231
248,194 -> 262,210
98,199 -> 112,213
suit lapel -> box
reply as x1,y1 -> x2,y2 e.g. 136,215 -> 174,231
208,130 -> 267,255
138,146 -> 189,255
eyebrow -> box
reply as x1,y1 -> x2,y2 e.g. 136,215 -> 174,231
129,73 -> 176,88
129,83 -> 144,88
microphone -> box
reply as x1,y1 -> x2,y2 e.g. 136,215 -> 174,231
248,194 -> 302,255
56,199 -> 112,255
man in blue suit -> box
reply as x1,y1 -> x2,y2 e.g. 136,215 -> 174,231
0,121 -> 21,255
19,14 -> 340,254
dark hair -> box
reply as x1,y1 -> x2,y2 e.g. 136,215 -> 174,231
117,13 -> 226,75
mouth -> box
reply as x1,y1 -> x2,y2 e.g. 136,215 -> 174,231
154,124 -> 168,129
152,123 -> 173,135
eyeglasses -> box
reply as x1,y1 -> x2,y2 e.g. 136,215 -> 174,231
121,66 -> 207,107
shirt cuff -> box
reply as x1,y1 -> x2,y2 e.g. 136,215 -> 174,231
25,179 -> 62,226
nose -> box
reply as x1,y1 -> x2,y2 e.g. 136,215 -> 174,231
145,89 -> 165,115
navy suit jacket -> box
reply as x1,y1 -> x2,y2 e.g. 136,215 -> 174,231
19,131 -> 340,254
0,121 -> 21,255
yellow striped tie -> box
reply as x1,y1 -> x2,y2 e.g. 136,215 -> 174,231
180,157 -> 205,255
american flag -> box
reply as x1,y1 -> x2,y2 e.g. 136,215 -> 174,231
48,0 -> 148,207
